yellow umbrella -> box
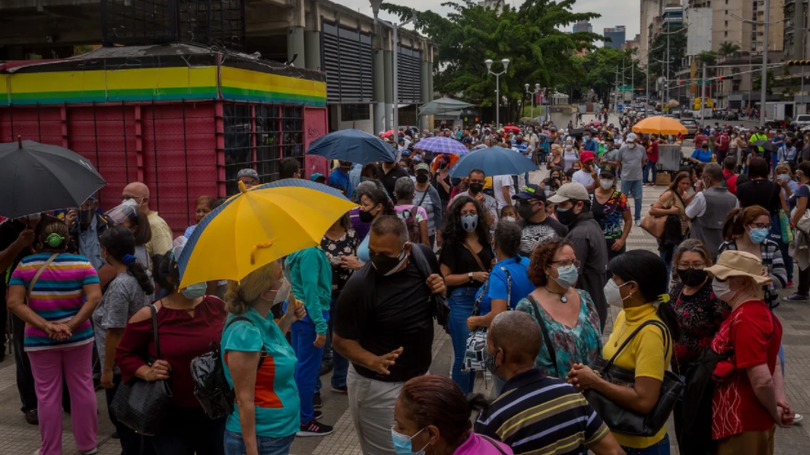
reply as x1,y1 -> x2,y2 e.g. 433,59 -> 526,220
177,179 -> 356,288
632,116 -> 688,135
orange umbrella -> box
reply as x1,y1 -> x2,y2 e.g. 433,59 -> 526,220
632,116 -> 687,135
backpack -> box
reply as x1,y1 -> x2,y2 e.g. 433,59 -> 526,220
402,193 -> 428,244
677,349 -> 734,455
190,317 -> 266,419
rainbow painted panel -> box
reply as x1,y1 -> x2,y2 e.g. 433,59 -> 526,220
220,67 -> 326,106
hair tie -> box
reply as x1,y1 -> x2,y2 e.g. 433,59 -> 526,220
654,293 -> 671,309
45,232 -> 65,248
122,254 -> 137,266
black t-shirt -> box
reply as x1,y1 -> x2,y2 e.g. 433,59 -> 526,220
377,165 -> 411,204
735,180 -> 782,217
432,173 -> 452,202
334,244 -> 439,382
439,240 -> 494,293
516,216 -> 569,256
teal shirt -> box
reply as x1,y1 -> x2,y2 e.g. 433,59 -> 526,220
285,247 -> 332,335
221,307 -> 300,439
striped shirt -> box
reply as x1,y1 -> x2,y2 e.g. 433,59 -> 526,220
475,369 -> 609,455
10,253 -> 99,351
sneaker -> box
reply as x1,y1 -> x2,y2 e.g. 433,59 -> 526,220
313,393 -> 322,409
787,281 -> 794,287
25,409 -> 38,425
784,293 -> 809,302
314,410 -> 323,420
80,449 -> 98,455
635,220 -> 642,227
297,420 -> 334,437
795,413 -> 804,424
331,384 -> 348,394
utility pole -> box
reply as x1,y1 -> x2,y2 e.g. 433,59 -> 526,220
701,64 -> 707,127
646,48 -> 650,116
759,0 -> 770,127
615,66 -> 619,113
666,32 -> 670,104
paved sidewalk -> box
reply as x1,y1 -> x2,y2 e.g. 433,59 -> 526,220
0,169 -> 808,454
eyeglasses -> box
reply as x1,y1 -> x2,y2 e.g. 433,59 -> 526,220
551,259 -> 581,268
677,262 -> 706,269
749,222 -> 770,229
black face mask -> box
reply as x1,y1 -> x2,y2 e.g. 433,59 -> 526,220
676,268 -> 708,287
416,173 -> 429,184
369,246 -> 407,276
555,205 -> 579,226
469,183 -> 484,194
439,162 -> 448,169
517,202 -> 539,220
79,209 -> 94,225
358,209 -> 375,223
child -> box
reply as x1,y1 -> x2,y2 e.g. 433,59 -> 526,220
500,205 -> 518,222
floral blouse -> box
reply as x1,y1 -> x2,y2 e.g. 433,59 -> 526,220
668,280 -> 727,374
516,290 -> 603,379
320,229 -> 360,295
590,190 -> 629,239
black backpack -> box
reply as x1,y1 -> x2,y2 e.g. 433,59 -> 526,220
190,317 -> 266,419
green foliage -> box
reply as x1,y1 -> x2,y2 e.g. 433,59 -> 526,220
580,47 -> 645,106
753,70 -> 776,94
695,51 -> 718,66
718,41 -> 741,57
382,0 -> 602,108
647,27 -> 686,81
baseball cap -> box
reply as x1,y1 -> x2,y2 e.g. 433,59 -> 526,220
310,173 -> 325,182
600,163 -> 617,179
415,162 -> 431,173
237,168 -> 260,180
548,183 -> 589,204
579,151 -> 595,163
513,183 -> 546,201
462,137 -> 473,144
626,133 -> 638,143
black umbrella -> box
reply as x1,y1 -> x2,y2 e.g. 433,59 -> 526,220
569,128 -> 586,136
752,140 -> 778,153
0,138 -> 106,218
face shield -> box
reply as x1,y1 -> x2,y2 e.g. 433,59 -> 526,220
105,199 -> 139,225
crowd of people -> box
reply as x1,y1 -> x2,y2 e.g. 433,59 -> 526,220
0,111 -> 806,455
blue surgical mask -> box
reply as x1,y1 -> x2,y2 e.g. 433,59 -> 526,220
553,264 -> 579,289
748,227 -> 769,244
391,427 -> 427,455
181,282 -> 207,299
461,214 -> 478,233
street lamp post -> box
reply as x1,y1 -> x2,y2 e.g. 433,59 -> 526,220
525,83 -> 541,119
370,0 -> 416,133
485,58 -> 510,127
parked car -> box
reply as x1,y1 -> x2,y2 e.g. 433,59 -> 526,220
793,114 -> 810,129
681,119 -> 699,137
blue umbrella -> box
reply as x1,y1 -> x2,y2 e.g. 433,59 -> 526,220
306,128 -> 395,164
449,146 -> 537,178
413,136 -> 467,155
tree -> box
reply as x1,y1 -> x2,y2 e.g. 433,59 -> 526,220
695,51 -> 718,67
718,41 -> 741,57
647,27 -> 686,82
753,70 -> 776,95
382,0 -> 602,115
580,47 -> 645,106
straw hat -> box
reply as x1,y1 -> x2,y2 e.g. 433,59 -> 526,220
705,250 -> 772,285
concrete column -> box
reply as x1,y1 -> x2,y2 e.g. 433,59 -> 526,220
304,31 -> 320,70
373,48 -> 386,134
288,27 -> 306,66
383,49 -> 394,131
420,60 -> 431,131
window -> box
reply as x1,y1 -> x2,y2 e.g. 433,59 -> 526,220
340,104 -> 371,122
725,10 -> 728,15
725,31 -> 729,37
725,21 -> 728,26
223,104 -> 252,196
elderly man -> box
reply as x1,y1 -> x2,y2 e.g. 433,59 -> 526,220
686,163 -> 739,261
121,182 -> 172,256
475,312 -> 624,455
614,133 -> 646,226
236,168 -> 260,189
334,216 -> 445,455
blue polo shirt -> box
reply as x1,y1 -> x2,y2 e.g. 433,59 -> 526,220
328,168 -> 353,198
691,148 -> 713,163
476,256 -> 534,315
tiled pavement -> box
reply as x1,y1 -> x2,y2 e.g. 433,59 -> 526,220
1,153 -> 809,454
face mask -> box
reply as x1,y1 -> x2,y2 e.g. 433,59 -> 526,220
358,208 -> 376,223
778,174 -> 791,182
181,282 -> 207,299
676,268 -> 708,287
502,216 -> 516,222
391,427 -> 428,455
518,202 -> 539,220
712,279 -> 736,302
469,183 -> 484,194
79,209 -> 94,224
748,227 -> 769,244
484,349 -> 500,376
702,147 -> 709,151
439,162 -> 448,169
551,175 -> 560,180
461,214 -> 478,232
565,145 -> 573,150
553,265 -> 579,289
584,136 -> 590,141
416,173 -> 429,184
370,245 -> 409,276
604,278 -> 632,308
599,179 -> 614,190
555,205 -> 578,226
272,278 -> 292,305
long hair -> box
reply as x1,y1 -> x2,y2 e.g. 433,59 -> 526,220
99,226 -> 154,295
722,206 -> 769,241
127,206 -> 152,247
225,261 -> 282,315
441,196 -> 491,249
152,252 -> 180,295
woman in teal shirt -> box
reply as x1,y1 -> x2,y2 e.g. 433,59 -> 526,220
221,261 -> 307,455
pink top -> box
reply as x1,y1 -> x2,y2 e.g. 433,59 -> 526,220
454,433 -> 513,455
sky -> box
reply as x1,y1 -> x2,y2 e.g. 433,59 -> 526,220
340,0 -> 640,46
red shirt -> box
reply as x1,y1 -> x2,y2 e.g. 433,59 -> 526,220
711,300 -> 782,440
723,169 -> 738,194
695,133 -> 708,148
115,296 -> 227,408
717,133 -> 731,152
646,141 -> 659,162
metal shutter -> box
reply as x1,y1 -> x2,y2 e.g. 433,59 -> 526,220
397,45 -> 422,105
322,22 -> 373,104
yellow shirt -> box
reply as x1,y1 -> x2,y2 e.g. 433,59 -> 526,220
145,212 -> 173,257
602,304 -> 672,449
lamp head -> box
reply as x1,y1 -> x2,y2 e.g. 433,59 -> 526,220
525,83 -> 530,90
535,83 -> 541,90
369,0 -> 383,17
501,58 -> 510,71
484,59 -> 493,71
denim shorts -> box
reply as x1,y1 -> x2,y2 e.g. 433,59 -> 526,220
224,430 -> 295,455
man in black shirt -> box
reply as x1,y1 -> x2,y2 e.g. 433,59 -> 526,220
377,161 -> 410,204
334,215 -> 445,455
513,183 -> 568,256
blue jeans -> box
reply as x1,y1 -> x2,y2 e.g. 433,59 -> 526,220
224,431 -> 294,455
643,161 -> 657,184
621,179 -> 644,221
621,433 -> 670,455
448,286 -> 479,395
291,316 -> 325,424
660,247 -> 674,293
316,297 -> 348,391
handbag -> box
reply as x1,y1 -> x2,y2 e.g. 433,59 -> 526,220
463,267 -> 512,372
639,212 -> 666,239
26,254 -> 58,303
409,244 -> 450,329
793,184 -> 810,235
583,320 -> 683,437
779,209 -> 794,243
110,305 -> 174,436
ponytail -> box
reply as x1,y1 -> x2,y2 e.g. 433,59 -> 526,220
127,262 -> 154,295
99,226 -> 155,295
656,294 -> 682,343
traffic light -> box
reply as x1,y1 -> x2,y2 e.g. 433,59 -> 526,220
717,77 -> 723,81
679,79 -> 683,84
786,60 -> 810,66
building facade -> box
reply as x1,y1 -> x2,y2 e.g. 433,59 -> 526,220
604,26 -> 627,49
574,21 -> 594,33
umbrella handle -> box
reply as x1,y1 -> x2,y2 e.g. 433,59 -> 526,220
250,241 -> 274,265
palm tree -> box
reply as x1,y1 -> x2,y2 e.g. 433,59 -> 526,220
718,42 -> 741,57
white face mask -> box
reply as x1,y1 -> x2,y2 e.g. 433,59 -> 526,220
272,278 -> 292,305
712,279 -> 736,302
599,179 -> 614,190
604,278 -> 632,308
503,216 -> 516,222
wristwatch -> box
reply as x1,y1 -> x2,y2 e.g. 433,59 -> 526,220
468,272 -> 474,282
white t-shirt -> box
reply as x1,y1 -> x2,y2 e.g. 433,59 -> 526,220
572,169 -> 595,188
493,175 -> 515,210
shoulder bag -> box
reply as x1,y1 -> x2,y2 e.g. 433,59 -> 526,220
463,267 -> 512,373
409,244 -> 450,330
110,304 -> 174,436
528,295 -> 562,378
640,191 -> 680,239
25,254 -> 59,303
583,320 -> 684,437
792,184 -> 810,235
